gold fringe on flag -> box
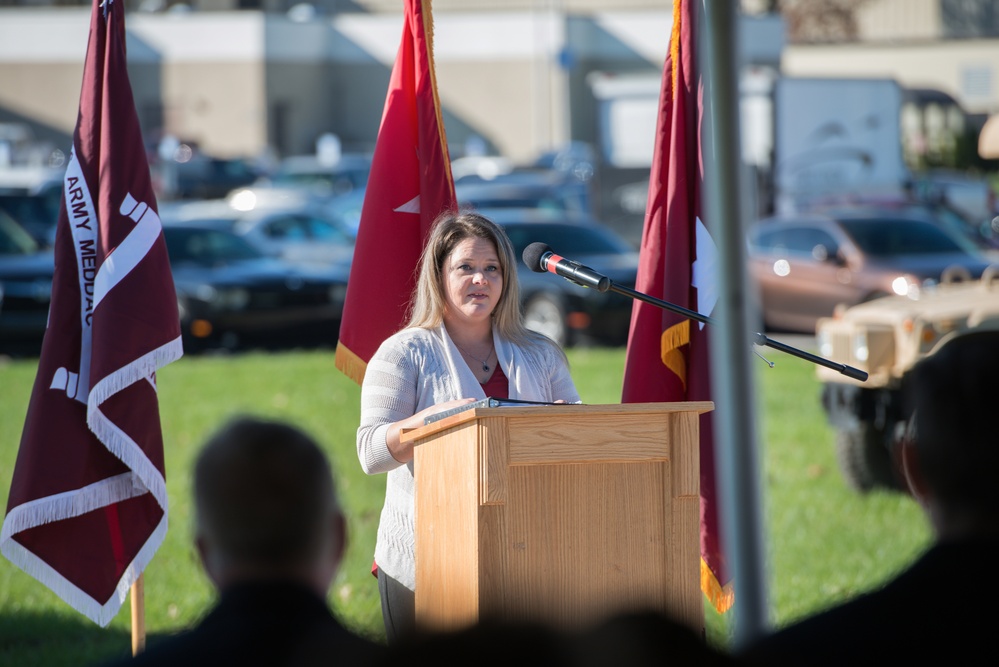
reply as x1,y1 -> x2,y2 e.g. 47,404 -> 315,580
334,343 -> 368,385
660,319 -> 690,388
701,558 -> 735,613
421,0 -> 455,196
670,0 -> 683,92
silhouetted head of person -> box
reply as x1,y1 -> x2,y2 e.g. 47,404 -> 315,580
904,330 -> 999,539
193,415 -> 346,596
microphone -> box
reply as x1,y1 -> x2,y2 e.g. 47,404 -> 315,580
522,242 -> 611,292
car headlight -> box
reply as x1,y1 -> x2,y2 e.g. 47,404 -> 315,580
852,330 -> 869,362
228,189 -> 257,212
193,284 -> 217,303
215,287 -> 250,310
817,329 -> 832,358
891,275 -> 920,299
192,285 -> 249,310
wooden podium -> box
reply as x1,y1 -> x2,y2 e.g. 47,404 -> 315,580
401,401 -> 713,634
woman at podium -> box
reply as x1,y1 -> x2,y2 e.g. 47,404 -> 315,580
357,211 -> 580,643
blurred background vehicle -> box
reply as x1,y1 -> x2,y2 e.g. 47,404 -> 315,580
0,165 -> 64,248
814,267 -> 999,493
0,210 -> 53,356
162,220 -> 349,353
456,170 -> 593,218
908,170 -> 999,251
747,207 -> 993,333
484,207 -> 638,347
449,155 -> 515,183
530,141 -> 597,185
161,193 -> 356,269
262,152 -> 371,198
149,138 -> 264,202
318,186 -> 366,236
172,154 -> 262,201
804,196 -> 999,260
453,145 -> 597,222
909,169 -> 997,225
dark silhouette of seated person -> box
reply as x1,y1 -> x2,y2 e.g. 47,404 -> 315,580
102,416 -> 382,666
376,610 -> 739,667
741,331 -> 999,665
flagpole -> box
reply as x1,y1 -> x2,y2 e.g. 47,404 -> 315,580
130,575 -> 146,655
700,0 -> 769,648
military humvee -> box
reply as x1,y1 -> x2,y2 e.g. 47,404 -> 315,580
814,265 -> 999,492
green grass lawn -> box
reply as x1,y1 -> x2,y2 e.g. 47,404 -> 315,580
0,345 -> 931,664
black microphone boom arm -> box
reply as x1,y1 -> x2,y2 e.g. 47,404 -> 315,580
606,281 -> 867,382
521,242 -> 867,382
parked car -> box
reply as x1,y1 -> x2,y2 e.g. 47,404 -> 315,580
265,153 -> 371,198
909,169 -> 997,226
456,169 -> 593,217
320,186 -> 366,236
161,196 -> 356,268
450,155 -> 514,182
484,208 -> 639,347
0,165 -> 64,248
0,210 -> 53,356
161,220 -> 349,352
805,195 -> 999,259
747,207 -> 993,333
530,141 -> 596,185
173,155 -> 262,200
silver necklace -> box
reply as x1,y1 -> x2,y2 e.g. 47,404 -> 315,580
454,341 -> 494,374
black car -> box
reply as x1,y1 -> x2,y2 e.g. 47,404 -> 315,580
485,208 -> 639,347
0,171 -> 63,248
169,155 -> 262,201
162,221 -> 349,352
0,210 -> 53,356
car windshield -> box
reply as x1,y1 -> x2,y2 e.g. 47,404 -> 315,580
0,211 -> 41,255
0,191 -> 61,229
838,218 -> 972,257
164,227 -> 262,265
501,223 -> 633,258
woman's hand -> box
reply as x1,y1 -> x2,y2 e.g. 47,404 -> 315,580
385,398 -> 477,463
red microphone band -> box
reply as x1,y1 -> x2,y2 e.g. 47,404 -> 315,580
544,252 -> 565,274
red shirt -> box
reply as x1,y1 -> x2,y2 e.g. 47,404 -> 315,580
481,364 -> 510,399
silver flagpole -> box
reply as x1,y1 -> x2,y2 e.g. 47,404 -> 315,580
699,0 -> 770,649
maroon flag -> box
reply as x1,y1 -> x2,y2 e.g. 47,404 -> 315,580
1,0 -> 182,626
334,0 -> 456,384
620,0 -> 731,613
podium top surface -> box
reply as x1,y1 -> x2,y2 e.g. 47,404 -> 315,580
401,401 -> 714,444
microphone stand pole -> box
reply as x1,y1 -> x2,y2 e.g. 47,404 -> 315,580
599,281 -> 868,382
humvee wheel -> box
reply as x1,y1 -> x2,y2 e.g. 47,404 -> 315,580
834,423 -> 903,492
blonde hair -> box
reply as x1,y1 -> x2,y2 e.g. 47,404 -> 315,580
406,211 -> 550,349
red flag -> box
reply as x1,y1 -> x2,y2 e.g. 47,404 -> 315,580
335,0 -> 456,383
621,0 -> 731,613
0,0 -> 182,626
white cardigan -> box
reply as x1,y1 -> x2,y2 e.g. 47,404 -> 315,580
357,323 -> 580,590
